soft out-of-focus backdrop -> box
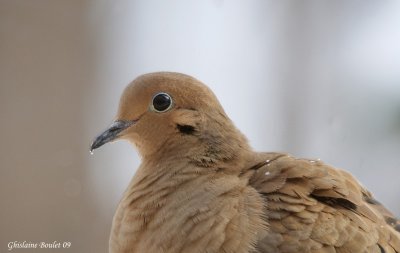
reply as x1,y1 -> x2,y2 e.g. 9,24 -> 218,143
1,1 -> 399,252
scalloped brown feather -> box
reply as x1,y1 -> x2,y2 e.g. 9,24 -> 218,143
249,153 -> 400,253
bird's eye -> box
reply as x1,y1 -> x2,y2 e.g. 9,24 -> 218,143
151,92 -> 173,112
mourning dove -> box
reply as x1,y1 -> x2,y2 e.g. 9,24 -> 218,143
91,72 -> 400,253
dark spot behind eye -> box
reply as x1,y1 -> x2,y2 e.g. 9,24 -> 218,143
177,124 -> 195,135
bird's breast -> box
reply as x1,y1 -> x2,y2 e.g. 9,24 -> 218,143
109,170 -> 265,253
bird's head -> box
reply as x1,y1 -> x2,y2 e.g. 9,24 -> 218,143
91,72 -> 250,164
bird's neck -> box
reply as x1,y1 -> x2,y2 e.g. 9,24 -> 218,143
142,115 -> 254,173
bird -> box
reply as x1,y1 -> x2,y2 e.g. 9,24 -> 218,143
90,72 -> 400,253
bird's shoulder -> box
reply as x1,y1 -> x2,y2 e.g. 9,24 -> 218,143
247,152 -> 400,253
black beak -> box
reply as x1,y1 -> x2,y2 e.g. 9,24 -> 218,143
90,120 -> 134,153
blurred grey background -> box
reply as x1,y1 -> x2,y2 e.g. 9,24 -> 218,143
1,0 -> 399,252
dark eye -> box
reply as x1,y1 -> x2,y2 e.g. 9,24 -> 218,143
152,92 -> 173,112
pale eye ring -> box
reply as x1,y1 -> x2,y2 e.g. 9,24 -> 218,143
151,92 -> 173,112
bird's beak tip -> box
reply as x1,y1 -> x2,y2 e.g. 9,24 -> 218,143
89,141 -> 99,155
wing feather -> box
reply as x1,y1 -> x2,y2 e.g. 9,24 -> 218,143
249,153 -> 400,253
